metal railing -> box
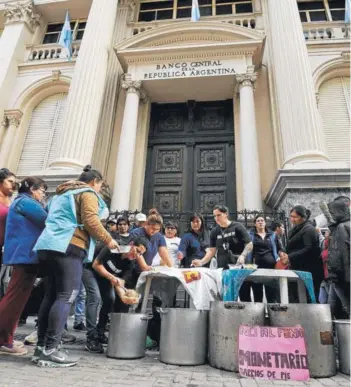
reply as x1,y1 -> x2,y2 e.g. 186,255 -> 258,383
108,209 -> 289,236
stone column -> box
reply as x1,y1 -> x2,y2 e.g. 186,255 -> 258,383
0,110 -> 23,168
265,0 -> 328,166
237,71 -> 262,210
111,77 -> 142,210
50,0 -> 119,171
91,0 -> 134,175
0,1 -> 40,120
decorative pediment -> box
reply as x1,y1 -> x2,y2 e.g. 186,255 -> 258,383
115,21 -> 265,70
117,21 -> 264,50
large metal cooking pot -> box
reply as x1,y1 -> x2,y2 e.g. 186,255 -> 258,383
209,302 -> 265,372
159,308 -> 208,365
106,313 -> 149,359
268,304 -> 337,378
334,320 -> 350,375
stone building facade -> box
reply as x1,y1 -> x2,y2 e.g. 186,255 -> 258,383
0,0 -> 349,216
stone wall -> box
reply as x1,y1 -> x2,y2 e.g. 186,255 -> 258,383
277,188 -> 350,218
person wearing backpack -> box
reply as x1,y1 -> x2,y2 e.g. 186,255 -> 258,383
327,198 -> 350,318
33,166 -> 118,368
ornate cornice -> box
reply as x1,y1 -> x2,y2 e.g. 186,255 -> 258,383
4,0 -> 41,32
4,110 -> 23,127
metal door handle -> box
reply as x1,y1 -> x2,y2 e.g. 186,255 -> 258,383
224,303 -> 245,310
269,304 -> 288,312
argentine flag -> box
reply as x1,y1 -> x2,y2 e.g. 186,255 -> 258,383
59,11 -> 73,60
346,0 -> 351,24
191,0 -> 200,22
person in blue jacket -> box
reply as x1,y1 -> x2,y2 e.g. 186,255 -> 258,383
177,213 -> 210,268
33,166 -> 118,368
0,177 -> 47,356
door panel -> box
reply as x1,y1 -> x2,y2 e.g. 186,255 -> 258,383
143,100 -> 236,214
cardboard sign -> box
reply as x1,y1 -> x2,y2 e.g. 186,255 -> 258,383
238,326 -> 310,381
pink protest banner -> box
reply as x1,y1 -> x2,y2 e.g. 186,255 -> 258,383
238,325 -> 310,381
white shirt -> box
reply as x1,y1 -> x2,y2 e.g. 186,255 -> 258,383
152,236 -> 181,267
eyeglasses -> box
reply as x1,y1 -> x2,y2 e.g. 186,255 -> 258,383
38,188 -> 47,195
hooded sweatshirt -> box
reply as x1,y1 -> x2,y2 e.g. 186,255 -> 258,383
55,181 -> 112,250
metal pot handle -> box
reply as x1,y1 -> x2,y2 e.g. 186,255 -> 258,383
156,307 -> 169,315
269,304 -> 288,312
140,314 -> 153,321
224,303 -> 245,310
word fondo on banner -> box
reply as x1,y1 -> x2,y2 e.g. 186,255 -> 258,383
238,325 -> 310,382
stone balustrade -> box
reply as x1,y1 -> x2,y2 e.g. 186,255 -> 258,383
303,22 -> 350,41
130,14 -> 258,36
26,42 -> 81,62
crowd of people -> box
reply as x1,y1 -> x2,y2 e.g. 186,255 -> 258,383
0,166 -> 349,368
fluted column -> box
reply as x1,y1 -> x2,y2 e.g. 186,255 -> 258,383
91,0 -> 134,175
50,0 -> 119,171
237,72 -> 262,210
0,1 -> 40,120
265,0 -> 328,166
0,110 -> 23,168
111,77 -> 143,210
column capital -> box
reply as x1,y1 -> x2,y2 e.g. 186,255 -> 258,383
236,72 -> 257,88
122,75 -> 143,96
4,110 -> 23,127
4,0 -> 41,32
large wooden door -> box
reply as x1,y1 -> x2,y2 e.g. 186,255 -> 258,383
143,100 -> 236,214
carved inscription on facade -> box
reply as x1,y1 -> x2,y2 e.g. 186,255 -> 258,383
136,59 -> 238,81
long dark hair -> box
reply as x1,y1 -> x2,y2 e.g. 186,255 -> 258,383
253,214 -> 268,233
18,177 -> 47,194
0,168 -> 15,184
290,205 -> 311,221
187,212 -> 206,233
78,165 -> 103,184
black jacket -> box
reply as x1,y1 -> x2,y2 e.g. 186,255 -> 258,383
286,221 -> 323,284
327,201 -> 350,284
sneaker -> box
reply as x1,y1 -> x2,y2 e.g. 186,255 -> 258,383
85,339 -> 104,354
24,331 -> 38,346
98,333 -> 108,345
37,348 -> 79,368
61,330 -> 76,344
0,344 -> 28,356
73,322 -> 86,331
31,346 -> 43,364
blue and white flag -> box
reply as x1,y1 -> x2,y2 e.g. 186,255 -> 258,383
59,11 -> 73,60
346,0 -> 351,24
191,0 -> 200,22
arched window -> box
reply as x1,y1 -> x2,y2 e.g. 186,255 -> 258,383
17,93 -> 67,175
318,76 -> 350,162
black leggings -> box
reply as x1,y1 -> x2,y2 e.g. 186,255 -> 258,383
37,245 -> 86,350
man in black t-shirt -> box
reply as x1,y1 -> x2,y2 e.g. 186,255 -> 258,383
192,205 -> 252,270
93,236 -> 149,302
192,205 -> 253,301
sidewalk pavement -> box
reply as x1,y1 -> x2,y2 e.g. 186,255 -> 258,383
0,317 -> 349,387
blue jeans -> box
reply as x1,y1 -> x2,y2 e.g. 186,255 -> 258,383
83,267 -> 114,339
74,282 -> 86,324
37,245 -> 86,350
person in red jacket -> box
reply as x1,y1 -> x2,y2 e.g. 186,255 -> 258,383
319,230 -> 330,304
